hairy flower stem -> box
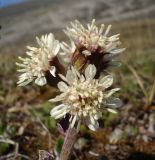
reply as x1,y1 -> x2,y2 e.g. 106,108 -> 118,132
60,127 -> 77,160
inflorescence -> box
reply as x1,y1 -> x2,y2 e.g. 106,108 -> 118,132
17,19 -> 125,131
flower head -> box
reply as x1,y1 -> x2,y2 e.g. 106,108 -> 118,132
16,33 -> 60,86
59,40 -> 76,64
61,20 -> 125,73
64,19 -> 125,54
50,64 -> 120,131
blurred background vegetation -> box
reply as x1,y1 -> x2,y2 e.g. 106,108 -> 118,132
0,0 -> 155,159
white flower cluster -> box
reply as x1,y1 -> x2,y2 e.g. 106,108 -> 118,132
50,64 -> 120,131
62,19 -> 125,62
17,19 -> 124,131
17,33 -> 60,86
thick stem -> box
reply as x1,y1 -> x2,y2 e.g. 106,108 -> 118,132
60,127 -> 77,160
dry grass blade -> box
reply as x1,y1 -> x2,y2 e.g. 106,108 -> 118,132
126,64 -> 148,98
0,138 -> 15,145
148,78 -> 155,105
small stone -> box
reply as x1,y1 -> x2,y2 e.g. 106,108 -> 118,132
74,137 -> 88,150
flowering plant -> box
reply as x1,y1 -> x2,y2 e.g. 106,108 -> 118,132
17,19 -> 125,160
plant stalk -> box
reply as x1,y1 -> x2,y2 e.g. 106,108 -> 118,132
60,127 -> 77,160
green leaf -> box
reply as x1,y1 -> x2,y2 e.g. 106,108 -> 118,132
44,117 -> 56,133
28,108 -> 42,118
54,137 -> 64,155
41,102 -> 52,115
0,143 -> 10,154
0,124 -> 5,134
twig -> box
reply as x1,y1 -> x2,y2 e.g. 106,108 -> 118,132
0,138 -> 15,145
18,154 -> 30,159
0,153 -> 30,160
0,153 -> 14,160
14,142 -> 19,159
0,137 -> 30,160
